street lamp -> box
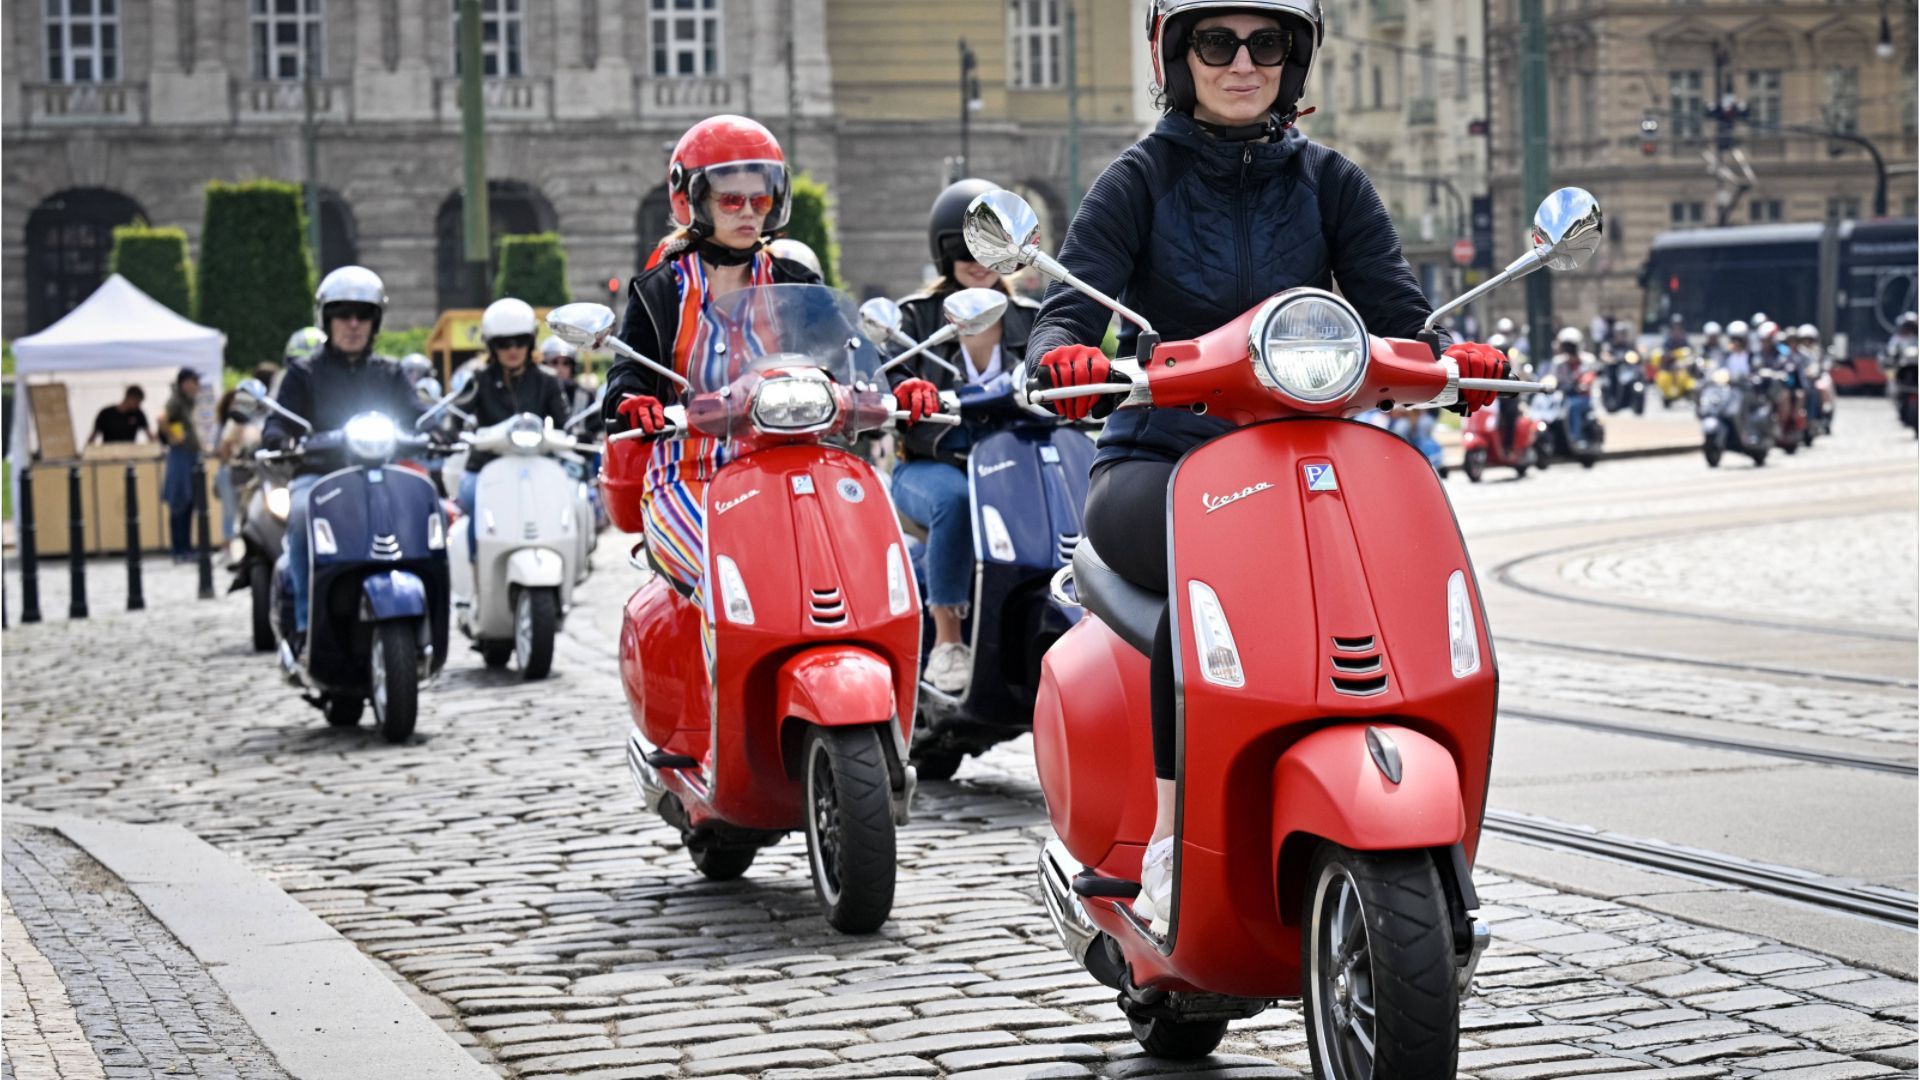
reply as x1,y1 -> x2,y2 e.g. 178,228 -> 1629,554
956,40 -> 983,182
1877,2 -> 1895,62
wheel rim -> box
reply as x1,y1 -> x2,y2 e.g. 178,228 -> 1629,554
1311,862 -> 1377,1080
806,738 -> 844,905
370,629 -> 388,723
514,592 -> 532,669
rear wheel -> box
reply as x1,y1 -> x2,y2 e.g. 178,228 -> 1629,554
803,726 -> 897,933
371,622 -> 419,744
689,843 -> 757,881
323,695 -> 364,728
515,588 -> 558,680
249,561 -> 274,652
1303,844 -> 1458,1080
1462,450 -> 1486,484
1128,1015 -> 1229,1060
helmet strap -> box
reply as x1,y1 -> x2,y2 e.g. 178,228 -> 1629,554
696,236 -> 764,267
1194,112 -> 1283,143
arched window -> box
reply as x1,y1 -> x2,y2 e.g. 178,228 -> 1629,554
25,188 -> 146,331
435,180 -> 558,310
308,187 -> 359,275
635,186 -> 675,273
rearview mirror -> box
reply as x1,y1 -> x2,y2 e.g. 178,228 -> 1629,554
858,297 -> 905,348
1530,187 -> 1603,272
963,191 -> 1043,276
943,288 -> 1009,337
547,303 -> 618,349
231,378 -> 270,420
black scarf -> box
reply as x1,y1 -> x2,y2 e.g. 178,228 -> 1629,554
695,236 -> 764,267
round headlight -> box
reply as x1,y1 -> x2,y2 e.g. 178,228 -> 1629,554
752,375 -> 839,432
343,411 -> 398,460
265,485 -> 292,521
1247,290 -> 1368,405
508,415 -> 545,450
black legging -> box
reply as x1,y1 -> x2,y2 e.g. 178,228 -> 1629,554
1085,460 -> 1177,780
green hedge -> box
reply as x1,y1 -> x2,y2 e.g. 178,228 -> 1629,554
786,173 -> 840,287
109,223 -> 195,318
375,326 -> 432,358
494,233 -> 570,307
199,181 -> 314,369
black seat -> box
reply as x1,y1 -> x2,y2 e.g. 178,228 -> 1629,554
1072,540 -> 1165,657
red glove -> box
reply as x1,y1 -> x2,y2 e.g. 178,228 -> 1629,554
615,394 -> 667,435
1036,345 -> 1112,421
893,379 -> 939,425
1445,342 -> 1510,415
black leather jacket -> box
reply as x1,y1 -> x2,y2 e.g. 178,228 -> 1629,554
887,285 -> 1040,464
265,346 -> 421,476
464,360 -> 571,471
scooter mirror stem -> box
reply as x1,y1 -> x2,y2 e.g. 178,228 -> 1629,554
602,335 -> 692,392
1422,249 -> 1543,335
1029,250 -> 1158,338
878,327 -> 963,380
256,394 -> 315,433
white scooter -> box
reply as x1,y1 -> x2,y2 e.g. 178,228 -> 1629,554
449,412 -> 593,678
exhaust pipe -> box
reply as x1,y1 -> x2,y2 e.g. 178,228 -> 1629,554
1037,838 -> 1100,966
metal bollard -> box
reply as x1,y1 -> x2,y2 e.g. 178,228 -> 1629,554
194,458 -> 214,599
125,465 -> 145,611
18,469 -> 42,623
67,465 -> 88,619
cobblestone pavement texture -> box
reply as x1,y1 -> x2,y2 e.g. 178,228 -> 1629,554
2,824 -> 293,1080
3,404 -> 1916,1079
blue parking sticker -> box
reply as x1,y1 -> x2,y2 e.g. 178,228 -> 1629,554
1303,464 -> 1338,492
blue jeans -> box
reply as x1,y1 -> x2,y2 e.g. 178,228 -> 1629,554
1566,394 -> 1594,442
458,471 -> 480,558
284,474 -> 321,631
891,459 -> 972,607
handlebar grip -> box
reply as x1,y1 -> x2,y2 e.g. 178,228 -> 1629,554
891,410 -> 963,427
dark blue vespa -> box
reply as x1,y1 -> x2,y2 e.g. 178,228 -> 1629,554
904,381 -> 1095,779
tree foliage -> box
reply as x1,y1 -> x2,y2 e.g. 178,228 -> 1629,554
109,222 -> 196,318
493,233 -> 570,307
199,181 -> 314,369
785,173 -> 840,287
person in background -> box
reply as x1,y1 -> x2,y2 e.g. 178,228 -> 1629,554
214,362 -> 282,550
541,336 -> 601,436
1663,313 -> 1689,354
88,385 -> 152,445
159,368 -> 204,562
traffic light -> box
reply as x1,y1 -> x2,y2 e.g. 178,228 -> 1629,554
1640,112 -> 1660,156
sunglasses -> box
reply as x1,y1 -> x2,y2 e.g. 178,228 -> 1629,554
1190,27 -> 1290,67
712,191 -> 776,216
329,304 -> 380,324
493,335 -> 536,351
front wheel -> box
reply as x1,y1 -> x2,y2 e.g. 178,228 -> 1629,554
324,694 -> 364,728
1303,844 -> 1458,1080
249,561 -> 274,652
1703,437 -> 1724,468
515,587 -> 558,680
1128,1015 -> 1229,1060
689,843 -> 757,881
803,726 -> 897,933
1462,449 -> 1486,484
370,621 -> 419,744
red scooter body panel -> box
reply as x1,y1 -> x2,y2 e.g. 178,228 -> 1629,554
776,646 -> 898,728
622,575 -> 709,755
1033,617 -> 1158,871
1269,725 -> 1467,856
1460,403 -> 1537,466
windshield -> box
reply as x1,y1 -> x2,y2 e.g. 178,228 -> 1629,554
694,284 -> 884,394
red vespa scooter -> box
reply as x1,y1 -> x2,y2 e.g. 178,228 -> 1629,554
1458,395 -> 1539,482
963,186 -> 1599,1076
547,285 -> 957,933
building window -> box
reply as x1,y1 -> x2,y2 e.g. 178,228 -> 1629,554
1824,66 -> 1859,134
26,188 -> 145,331
1581,72 -> 1596,143
45,0 -> 119,83
1746,70 -> 1781,129
252,0 -> 325,82
1454,36 -> 1469,100
1418,42 -> 1435,100
1372,65 -> 1382,110
452,0 -> 524,78
1670,201 -> 1704,227
1827,196 -> 1860,221
1748,199 -> 1782,223
1668,70 -> 1704,140
1008,0 -> 1063,89
1351,54 -> 1363,112
651,0 -> 721,77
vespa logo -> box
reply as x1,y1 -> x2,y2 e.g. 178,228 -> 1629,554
976,459 -> 1017,479
1202,482 -> 1274,514
715,488 -> 760,515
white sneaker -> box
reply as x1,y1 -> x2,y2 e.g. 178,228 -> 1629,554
1133,836 -> 1174,933
925,642 -> 972,694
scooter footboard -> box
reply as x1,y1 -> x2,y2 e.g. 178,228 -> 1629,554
1270,723 -> 1466,863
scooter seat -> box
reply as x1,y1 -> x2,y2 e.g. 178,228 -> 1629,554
1072,541 -> 1164,657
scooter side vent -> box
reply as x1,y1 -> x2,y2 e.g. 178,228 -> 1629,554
1329,636 -> 1388,696
1331,635 -> 1375,652
371,534 -> 403,561
809,587 -> 849,627
1056,532 -> 1082,564
523,521 -> 539,540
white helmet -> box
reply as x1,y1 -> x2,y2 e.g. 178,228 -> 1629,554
768,238 -> 824,279
1702,320 -> 1722,337
315,266 -> 388,331
1758,321 -> 1781,340
1795,324 -> 1818,340
1726,320 -> 1750,338
1750,311 -> 1767,327
1556,326 -> 1584,346
539,336 -> 578,363
1147,0 -> 1323,121
1487,333 -> 1510,352
480,297 -> 538,343
1494,317 -> 1516,335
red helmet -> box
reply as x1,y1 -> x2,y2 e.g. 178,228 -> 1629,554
667,115 -> 792,236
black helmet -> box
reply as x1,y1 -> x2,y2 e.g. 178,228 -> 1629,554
929,178 -> 1002,277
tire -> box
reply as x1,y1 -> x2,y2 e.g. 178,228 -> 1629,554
1703,438 -> 1724,468
1302,844 -> 1458,1080
515,587 -> 558,680
912,748 -> 964,783
1514,464 -> 1529,478
480,641 -> 513,669
1783,437 -> 1799,455
1750,446 -> 1769,467
324,694 -> 364,728
802,726 -> 897,933
371,621 -> 419,744
1128,1015 -> 1229,1060
689,844 -> 757,881
1462,450 -> 1486,484
249,561 -> 274,652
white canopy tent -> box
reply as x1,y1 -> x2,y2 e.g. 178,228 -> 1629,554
9,275 -> 226,476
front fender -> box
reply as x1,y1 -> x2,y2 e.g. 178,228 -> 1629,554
776,645 -> 897,727
360,570 -> 427,621
1271,724 -> 1465,860
506,547 -> 566,588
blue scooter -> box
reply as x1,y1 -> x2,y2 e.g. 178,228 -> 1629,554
237,379 -> 452,744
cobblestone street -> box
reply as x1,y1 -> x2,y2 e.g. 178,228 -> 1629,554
3,401 -> 1916,1079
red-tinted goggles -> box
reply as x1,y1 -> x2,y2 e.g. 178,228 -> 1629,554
713,192 -> 776,216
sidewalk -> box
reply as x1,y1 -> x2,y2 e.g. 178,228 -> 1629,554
2,811 -> 495,1080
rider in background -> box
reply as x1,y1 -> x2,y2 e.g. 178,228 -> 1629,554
888,177 -> 1042,694
1550,328 -> 1594,442
459,298 -> 572,524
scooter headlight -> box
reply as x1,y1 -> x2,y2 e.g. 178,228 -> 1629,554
752,375 -> 839,433
265,485 -> 292,521
1247,289 -> 1368,406
343,411 -> 398,461
508,414 -> 545,451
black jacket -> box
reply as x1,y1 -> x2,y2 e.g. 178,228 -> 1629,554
464,360 -> 572,471
1029,112 -> 1440,468
603,254 -> 822,428
888,285 -> 1040,463
265,347 -> 421,475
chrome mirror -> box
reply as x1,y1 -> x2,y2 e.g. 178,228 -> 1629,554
414,376 -> 444,406
547,303 -> 618,349
963,191 -> 1042,276
858,297 -> 906,348
943,288 -> 1009,337
1530,187 -> 1603,272
231,378 -> 270,420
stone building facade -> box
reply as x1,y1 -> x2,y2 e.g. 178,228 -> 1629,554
3,0 -> 1153,343
1484,0 -> 1917,331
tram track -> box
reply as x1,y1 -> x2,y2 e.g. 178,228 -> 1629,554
1499,636 -> 1919,690
1502,706 -> 1918,776
1483,810 -> 1920,929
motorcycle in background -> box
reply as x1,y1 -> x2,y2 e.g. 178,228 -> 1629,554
1654,347 -> 1699,408
1532,370 -> 1604,467
1600,350 -> 1647,414
1697,369 -> 1776,467
961,185 -> 1595,1076
1889,343 -> 1917,435
1459,398 -> 1538,482
226,457 -> 292,651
